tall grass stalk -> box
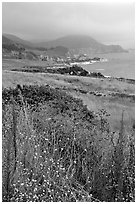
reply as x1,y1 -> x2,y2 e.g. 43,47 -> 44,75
2,85 -> 135,202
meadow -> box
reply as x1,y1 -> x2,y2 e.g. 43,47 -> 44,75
3,59 -> 135,132
2,59 -> 135,202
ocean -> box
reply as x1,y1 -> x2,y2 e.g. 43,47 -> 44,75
82,50 -> 135,79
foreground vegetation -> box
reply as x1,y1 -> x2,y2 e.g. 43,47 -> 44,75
2,85 -> 135,202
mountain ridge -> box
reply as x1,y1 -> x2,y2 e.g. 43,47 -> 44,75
3,33 -> 35,48
34,34 -> 127,53
2,34 -> 69,57
2,35 -> 25,52
35,35 -> 101,49
2,33 -> 127,54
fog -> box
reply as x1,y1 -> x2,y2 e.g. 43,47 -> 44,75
2,2 -> 135,48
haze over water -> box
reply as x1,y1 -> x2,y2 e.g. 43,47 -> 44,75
2,2 -> 135,79
83,51 -> 135,79
3,2 -> 134,49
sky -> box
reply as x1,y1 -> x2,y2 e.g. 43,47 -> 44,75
2,2 -> 135,49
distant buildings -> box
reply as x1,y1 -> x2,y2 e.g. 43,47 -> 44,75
10,50 -> 23,59
38,53 -> 108,66
39,54 -> 66,63
40,55 -> 49,61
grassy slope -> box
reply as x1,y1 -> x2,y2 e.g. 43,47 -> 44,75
2,59 -> 135,132
2,58 -> 55,71
2,59 -> 135,202
2,84 -> 135,202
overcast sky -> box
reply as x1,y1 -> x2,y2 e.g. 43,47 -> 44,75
2,2 -> 135,48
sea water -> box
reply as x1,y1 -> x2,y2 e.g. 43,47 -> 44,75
82,50 -> 135,79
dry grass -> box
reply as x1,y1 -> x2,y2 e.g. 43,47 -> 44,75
2,69 -> 134,133
70,92 -> 135,131
2,58 -> 53,71
2,58 -> 135,95
2,85 -> 135,202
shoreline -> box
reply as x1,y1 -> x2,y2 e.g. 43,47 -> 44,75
69,58 -> 108,66
103,75 -> 135,82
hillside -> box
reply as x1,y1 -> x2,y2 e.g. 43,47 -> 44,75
2,34 -> 46,51
2,82 -> 135,202
3,33 -> 34,48
2,34 -> 69,57
45,46 -> 69,57
2,36 -> 25,52
36,35 -> 100,49
2,36 -> 39,60
2,55 -> 135,201
2,35 -> 13,44
35,35 -> 127,54
2,58 -> 135,132
2,34 -> 127,55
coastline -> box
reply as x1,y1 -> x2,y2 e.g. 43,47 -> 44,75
69,58 -> 108,66
82,52 -> 135,80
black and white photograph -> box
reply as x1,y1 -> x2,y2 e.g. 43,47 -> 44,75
2,1 -> 135,202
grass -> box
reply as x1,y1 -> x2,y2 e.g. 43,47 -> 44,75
3,67 -> 134,94
2,85 -> 135,202
3,69 -> 134,132
2,59 -> 135,201
2,58 -> 54,71
70,92 -> 134,131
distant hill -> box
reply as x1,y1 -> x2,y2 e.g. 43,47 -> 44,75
36,35 -> 127,54
2,36 -> 13,45
2,35 -> 39,60
3,33 -> 34,48
2,34 -> 68,56
2,34 -> 48,52
36,35 -> 99,49
2,34 -> 127,56
2,35 -> 68,58
45,46 -> 69,57
2,36 -> 25,52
